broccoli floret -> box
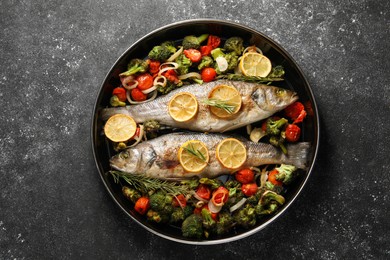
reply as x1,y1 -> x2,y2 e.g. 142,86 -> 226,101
275,164 -> 298,185
149,191 -> 174,215
199,178 -> 222,190
211,48 -> 239,73
109,95 -> 126,107
146,209 -> 170,223
175,53 -> 192,75
201,208 -> 216,231
269,135 -> 287,155
197,56 -> 214,70
215,211 -> 234,235
157,81 -> 179,95
224,179 -> 245,208
246,190 -> 263,206
180,178 -> 200,189
266,117 -> 288,136
170,206 -> 194,224
119,58 -> 149,77
223,37 -> 244,56
233,204 -> 257,229
161,41 -> 177,54
148,45 -> 172,62
182,214 -> 204,239
268,65 -> 285,78
182,34 -> 209,49
255,191 -> 285,216
122,186 -> 141,203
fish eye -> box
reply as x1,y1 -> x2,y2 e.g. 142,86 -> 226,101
275,88 -> 286,97
120,151 -> 129,159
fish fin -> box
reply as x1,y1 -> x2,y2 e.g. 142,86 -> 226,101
285,142 -> 311,169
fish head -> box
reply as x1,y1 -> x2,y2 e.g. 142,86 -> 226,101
251,86 -> 298,111
110,148 -> 141,173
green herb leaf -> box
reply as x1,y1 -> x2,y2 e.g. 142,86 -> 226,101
183,143 -> 207,162
203,98 -> 236,114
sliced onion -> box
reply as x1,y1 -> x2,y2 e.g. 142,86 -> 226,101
158,62 -> 179,76
215,56 -> 228,72
141,85 -> 157,94
120,75 -> 138,90
243,45 -> 263,55
129,125 -> 144,147
195,200 -> 206,208
229,198 -> 247,213
246,124 -> 252,135
178,72 -> 202,80
260,168 -> 268,188
153,75 -> 167,87
167,46 -> 183,62
192,191 -> 209,203
126,89 -> 158,105
208,200 -> 222,213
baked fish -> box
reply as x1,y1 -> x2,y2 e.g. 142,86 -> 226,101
110,132 -> 310,180
100,80 -> 298,132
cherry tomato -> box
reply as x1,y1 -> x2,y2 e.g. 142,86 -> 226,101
285,124 -> 301,142
136,73 -> 153,90
235,168 -> 255,184
201,67 -> 217,82
183,49 -> 202,63
162,69 -> 180,84
284,102 -> 304,120
193,205 -> 218,220
149,60 -> 161,75
134,197 -> 150,215
293,109 -> 307,124
241,183 -> 258,197
207,35 -> 221,49
195,184 -> 211,200
172,194 -> 187,207
131,88 -> 147,101
112,87 -> 126,102
200,45 -> 212,56
268,169 -> 283,186
211,187 -> 229,206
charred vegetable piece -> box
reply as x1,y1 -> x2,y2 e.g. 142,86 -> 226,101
122,186 -> 141,203
275,164 -> 298,185
182,214 -> 204,238
119,59 -> 149,77
223,36 -> 244,55
182,34 -> 209,49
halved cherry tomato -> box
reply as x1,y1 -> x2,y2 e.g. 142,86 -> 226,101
130,88 -> 147,101
284,102 -> 304,120
134,197 -> 150,215
162,69 -> 181,84
293,110 -> 307,124
201,67 -> 217,82
136,73 -> 153,90
207,35 -> 221,49
112,87 -> 126,102
193,205 -> 218,220
241,183 -> 258,197
195,184 -> 211,200
235,168 -> 255,184
149,60 -> 161,75
285,124 -> 301,142
183,49 -> 202,63
172,194 -> 187,207
200,45 -> 212,56
211,186 -> 229,206
268,169 -> 283,186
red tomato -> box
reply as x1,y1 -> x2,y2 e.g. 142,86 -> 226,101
149,60 -> 160,75
193,205 -> 218,220
235,168 -> 255,184
207,35 -> 221,49
162,69 -> 180,84
130,88 -> 147,101
195,184 -> 211,200
136,73 -> 153,90
201,67 -> 217,82
200,45 -> 212,56
112,87 -> 126,102
285,124 -> 301,142
241,183 -> 258,197
293,109 -> 307,124
130,127 -> 141,140
172,194 -> 187,207
211,187 -> 229,206
284,102 -> 304,120
183,49 -> 202,63
134,197 -> 150,215
268,169 -> 283,186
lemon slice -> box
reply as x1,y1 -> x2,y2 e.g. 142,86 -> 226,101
168,92 -> 198,122
239,52 -> 272,77
104,114 -> 137,142
178,140 -> 209,172
206,84 -> 242,118
216,138 -> 247,169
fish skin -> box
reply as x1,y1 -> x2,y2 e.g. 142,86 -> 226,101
110,132 -> 310,180
100,80 -> 298,132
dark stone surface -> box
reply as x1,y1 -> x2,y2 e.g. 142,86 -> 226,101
1,0 -> 389,259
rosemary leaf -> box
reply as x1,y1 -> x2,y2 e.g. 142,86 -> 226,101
183,143 -> 207,162
216,73 -> 284,83
203,98 -> 236,114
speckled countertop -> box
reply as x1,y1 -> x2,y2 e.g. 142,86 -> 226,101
1,0 -> 389,259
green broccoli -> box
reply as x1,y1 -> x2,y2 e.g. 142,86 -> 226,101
175,53 -> 192,75
122,186 -> 141,203
266,117 -> 288,136
201,208 -> 216,231
170,206 -> 194,224
246,190 -> 263,206
211,48 -> 239,73
268,65 -> 285,78
180,178 -> 200,189
223,37 -> 244,56
146,209 -> 170,223
182,214 -> 204,239
199,178 -> 222,190
275,164 -> 298,185
182,34 -> 209,49
157,81 -> 179,95
149,191 -> 174,217
224,179 -> 245,208
215,211 -> 234,235
161,41 -> 177,54
119,58 -> 149,77
109,95 -> 126,107
233,204 -> 257,229
148,45 -> 172,62
255,191 -> 285,216
197,56 -> 214,70
269,135 -> 287,155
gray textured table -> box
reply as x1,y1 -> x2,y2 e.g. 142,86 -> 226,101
1,0 -> 389,259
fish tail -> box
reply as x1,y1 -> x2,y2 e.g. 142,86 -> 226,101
284,142 -> 311,169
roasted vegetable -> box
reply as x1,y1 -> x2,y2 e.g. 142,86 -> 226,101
175,53 -> 192,75
255,191 -> 285,216
210,48 -> 239,73
148,45 -> 172,62
266,117 -> 288,136
161,41 -> 177,54
215,211 -> 234,235
170,206 -> 194,224
182,34 -> 209,49
201,208 -> 217,230
275,164 -> 298,185
119,58 -> 149,77
199,177 -> 223,190
233,204 -> 257,229
223,37 -> 244,55
122,186 -> 141,203
197,55 -> 214,70
149,191 -> 174,217
182,214 -> 204,238
109,95 -> 126,107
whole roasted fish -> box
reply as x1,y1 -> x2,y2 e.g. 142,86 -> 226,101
110,132 -> 310,180
101,80 -> 298,132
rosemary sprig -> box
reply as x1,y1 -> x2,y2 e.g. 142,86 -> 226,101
183,143 -> 207,162
108,170 -> 191,195
203,98 -> 236,114
216,73 -> 284,83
